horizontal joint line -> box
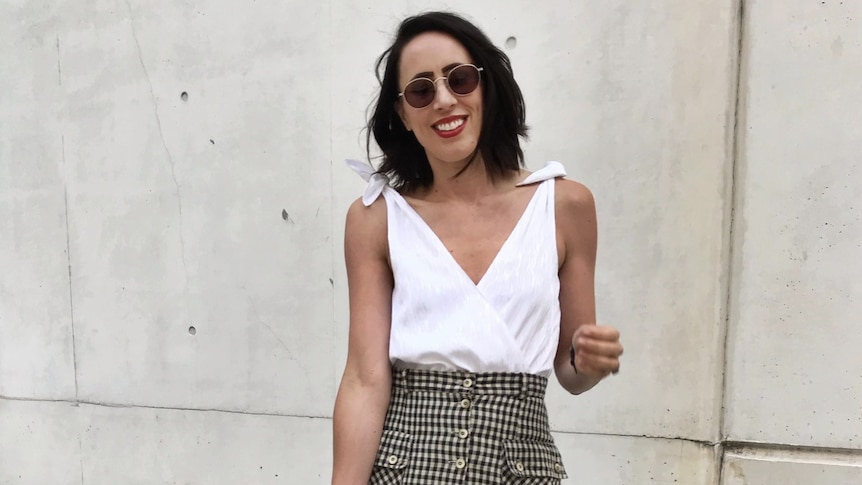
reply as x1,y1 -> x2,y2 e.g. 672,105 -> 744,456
0,395 -> 328,420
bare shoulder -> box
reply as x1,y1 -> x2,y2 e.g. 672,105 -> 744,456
554,178 -> 597,264
345,196 -> 388,258
554,178 -> 596,223
346,196 -> 387,227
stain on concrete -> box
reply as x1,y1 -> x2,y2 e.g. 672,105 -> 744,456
832,36 -> 844,55
56,35 -> 61,86
728,461 -> 747,483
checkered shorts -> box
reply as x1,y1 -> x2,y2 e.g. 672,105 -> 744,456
369,367 -> 568,484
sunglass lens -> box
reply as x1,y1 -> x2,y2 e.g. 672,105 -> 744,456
448,65 -> 480,95
404,80 -> 435,108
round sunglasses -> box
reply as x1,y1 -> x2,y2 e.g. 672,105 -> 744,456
398,64 -> 484,109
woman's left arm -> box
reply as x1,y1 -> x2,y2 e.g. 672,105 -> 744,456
553,179 -> 623,395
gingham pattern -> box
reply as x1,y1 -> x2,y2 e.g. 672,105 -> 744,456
369,368 -> 568,484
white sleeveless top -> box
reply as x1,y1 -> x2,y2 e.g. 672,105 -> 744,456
346,159 -> 567,377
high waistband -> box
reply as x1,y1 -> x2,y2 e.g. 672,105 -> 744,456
391,367 -> 547,398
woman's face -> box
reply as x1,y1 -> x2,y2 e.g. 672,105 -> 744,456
397,31 -> 483,168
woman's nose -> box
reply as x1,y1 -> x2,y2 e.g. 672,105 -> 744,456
432,78 -> 457,109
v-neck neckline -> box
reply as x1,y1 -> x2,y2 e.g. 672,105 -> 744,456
392,181 -> 545,287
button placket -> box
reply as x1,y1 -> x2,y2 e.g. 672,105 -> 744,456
454,376 -> 474,476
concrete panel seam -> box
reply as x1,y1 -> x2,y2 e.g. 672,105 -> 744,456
0,395 -> 330,420
328,0 -> 338,410
718,0 -> 748,480
554,429 -> 720,447
125,0 -> 189,288
63,135 -> 80,400
718,0 -> 746,451
724,441 -> 862,459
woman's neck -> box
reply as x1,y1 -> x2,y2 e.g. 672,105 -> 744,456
418,155 -> 519,203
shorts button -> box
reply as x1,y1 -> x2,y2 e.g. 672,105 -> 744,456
460,398 -> 471,409
462,378 -> 473,388
387,455 -> 398,465
554,463 -> 563,473
516,461 -> 525,472
455,458 -> 466,469
457,429 -> 469,439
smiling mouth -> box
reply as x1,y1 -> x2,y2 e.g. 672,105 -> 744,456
433,117 -> 466,131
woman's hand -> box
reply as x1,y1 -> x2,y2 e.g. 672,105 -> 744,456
571,324 -> 623,378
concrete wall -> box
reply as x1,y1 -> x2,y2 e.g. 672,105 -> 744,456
1,1 -> 859,483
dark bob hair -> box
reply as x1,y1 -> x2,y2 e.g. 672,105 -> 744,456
367,11 -> 528,192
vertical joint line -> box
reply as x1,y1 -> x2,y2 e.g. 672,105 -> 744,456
718,0 -> 746,483
328,0 -> 337,391
63,136 -> 79,400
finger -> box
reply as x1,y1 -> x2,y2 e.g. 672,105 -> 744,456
576,348 -> 620,366
576,338 -> 623,357
575,351 -> 620,375
573,325 -> 619,342
574,360 -> 619,378
588,326 -> 620,341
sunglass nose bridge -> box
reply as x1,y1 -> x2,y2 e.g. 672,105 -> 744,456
431,77 -> 458,106
399,64 -> 483,109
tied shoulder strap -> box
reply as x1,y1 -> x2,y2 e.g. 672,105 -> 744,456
346,159 -> 565,203
515,161 -> 567,186
345,159 -> 390,206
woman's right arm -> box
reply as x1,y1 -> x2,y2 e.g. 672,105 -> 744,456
332,197 -> 394,485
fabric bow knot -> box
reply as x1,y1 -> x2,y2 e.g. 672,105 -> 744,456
345,159 -> 389,206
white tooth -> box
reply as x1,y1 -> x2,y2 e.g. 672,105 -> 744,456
436,118 -> 464,131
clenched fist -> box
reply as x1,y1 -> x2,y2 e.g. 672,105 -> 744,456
571,324 -> 623,378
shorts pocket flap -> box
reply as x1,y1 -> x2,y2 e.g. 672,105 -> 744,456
374,429 -> 413,469
502,440 -> 568,479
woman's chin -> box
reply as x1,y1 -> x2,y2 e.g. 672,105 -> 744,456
427,147 -> 481,166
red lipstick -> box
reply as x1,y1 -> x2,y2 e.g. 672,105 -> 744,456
432,115 -> 467,138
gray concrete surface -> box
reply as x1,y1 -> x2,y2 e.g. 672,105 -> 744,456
725,0 -> 862,450
2,0 -> 860,483
723,448 -> 862,484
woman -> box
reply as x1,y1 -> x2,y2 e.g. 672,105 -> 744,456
333,11 -> 623,484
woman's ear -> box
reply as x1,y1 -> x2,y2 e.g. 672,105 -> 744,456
395,101 -> 412,131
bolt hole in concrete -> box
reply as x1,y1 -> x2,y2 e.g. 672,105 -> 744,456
505,36 -> 517,49
181,91 -> 189,101
188,326 -> 196,336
